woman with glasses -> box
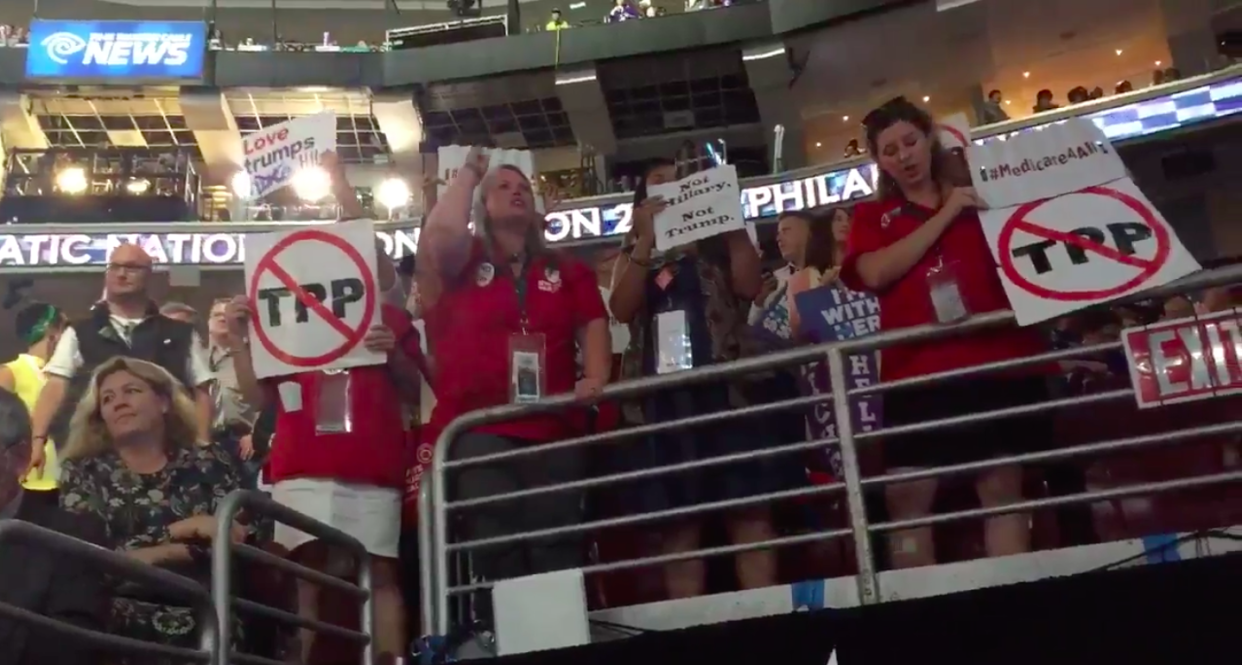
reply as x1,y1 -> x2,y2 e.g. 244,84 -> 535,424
838,97 -> 1052,569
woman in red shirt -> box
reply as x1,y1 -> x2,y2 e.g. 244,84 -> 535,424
417,149 -> 610,593
226,155 -> 427,664
838,97 -> 1051,569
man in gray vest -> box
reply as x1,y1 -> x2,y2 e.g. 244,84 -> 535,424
25,244 -> 213,481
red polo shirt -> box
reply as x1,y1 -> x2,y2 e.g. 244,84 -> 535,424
839,198 -> 1047,381
423,241 -> 607,445
265,304 -> 424,489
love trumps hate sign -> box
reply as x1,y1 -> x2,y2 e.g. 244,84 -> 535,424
647,165 -> 746,251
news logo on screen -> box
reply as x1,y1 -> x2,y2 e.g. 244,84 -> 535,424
25,19 -> 207,80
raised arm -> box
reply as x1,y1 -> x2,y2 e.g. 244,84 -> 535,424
418,148 -> 490,301
724,229 -> 763,301
609,197 -> 665,324
324,151 -> 366,220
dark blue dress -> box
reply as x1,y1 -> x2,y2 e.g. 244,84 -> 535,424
625,255 -> 801,512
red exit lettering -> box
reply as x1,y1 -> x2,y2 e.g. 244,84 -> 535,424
1121,310 -> 1242,409
245,128 -> 290,155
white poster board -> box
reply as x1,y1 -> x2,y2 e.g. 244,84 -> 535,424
243,112 -> 337,200
436,145 -> 545,214
968,118 -> 1200,326
647,164 -> 745,252
243,219 -> 384,379
936,112 -> 972,151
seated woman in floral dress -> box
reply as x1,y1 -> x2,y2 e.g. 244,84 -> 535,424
58,356 -> 253,655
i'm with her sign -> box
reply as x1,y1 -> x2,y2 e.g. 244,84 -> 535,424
648,165 -> 745,252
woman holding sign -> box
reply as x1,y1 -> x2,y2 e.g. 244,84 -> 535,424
416,148 -> 611,602
839,97 -> 1051,569
609,158 -> 797,599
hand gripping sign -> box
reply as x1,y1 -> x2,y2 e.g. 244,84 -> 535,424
967,118 -> 1200,326
647,164 -> 746,252
243,219 -> 384,379
243,112 -> 337,200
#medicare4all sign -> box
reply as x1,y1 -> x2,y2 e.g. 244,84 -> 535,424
26,20 -> 207,80
969,118 -> 1200,326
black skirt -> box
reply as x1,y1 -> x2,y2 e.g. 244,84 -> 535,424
880,375 -> 1054,470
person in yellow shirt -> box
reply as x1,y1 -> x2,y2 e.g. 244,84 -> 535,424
546,8 -> 570,30
0,302 -> 67,506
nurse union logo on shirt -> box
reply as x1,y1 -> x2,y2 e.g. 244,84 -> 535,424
539,267 -> 561,293
27,20 -> 205,78
476,262 -> 495,286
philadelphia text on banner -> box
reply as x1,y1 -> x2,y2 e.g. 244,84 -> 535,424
243,112 -> 337,201
967,118 -> 1200,326
243,219 -> 384,379
647,165 -> 746,252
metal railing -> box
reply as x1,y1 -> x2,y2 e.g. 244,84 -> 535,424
421,262 -> 1242,636
0,519 -> 219,663
212,489 -> 375,665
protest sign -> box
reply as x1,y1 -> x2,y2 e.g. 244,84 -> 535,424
936,112 -> 971,151
242,112 -> 336,200
793,284 -> 883,478
244,219 -> 383,379
647,165 -> 745,252
436,145 -> 545,214
968,118 -> 1200,326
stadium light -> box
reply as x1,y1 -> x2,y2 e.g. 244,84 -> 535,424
292,167 -> 330,202
376,177 -> 411,210
231,171 -> 252,199
56,167 -> 88,195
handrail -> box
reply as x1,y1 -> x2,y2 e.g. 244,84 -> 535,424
211,490 -> 375,665
0,520 -> 219,663
425,262 -> 1242,636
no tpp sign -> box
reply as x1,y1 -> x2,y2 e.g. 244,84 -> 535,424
982,179 -> 1200,326
244,219 -> 384,379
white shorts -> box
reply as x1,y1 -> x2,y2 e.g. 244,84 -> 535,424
272,478 -> 401,559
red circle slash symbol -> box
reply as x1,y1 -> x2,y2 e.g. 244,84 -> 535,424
248,229 -> 377,368
997,185 -> 1169,302
939,123 -> 969,149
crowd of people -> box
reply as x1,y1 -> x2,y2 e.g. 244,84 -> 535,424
1,92 -> 1241,665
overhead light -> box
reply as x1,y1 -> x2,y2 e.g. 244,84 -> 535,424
292,167 -> 331,202
56,167 -> 87,195
842,115 -> 849,121
922,95 -> 930,102
815,142 -> 822,148
1115,49 -> 1123,56
231,171 -> 252,199
1005,100 -> 1011,105
125,179 -> 150,194
1023,71 -> 1030,78
376,177 -> 411,210
1155,60 -> 1162,66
